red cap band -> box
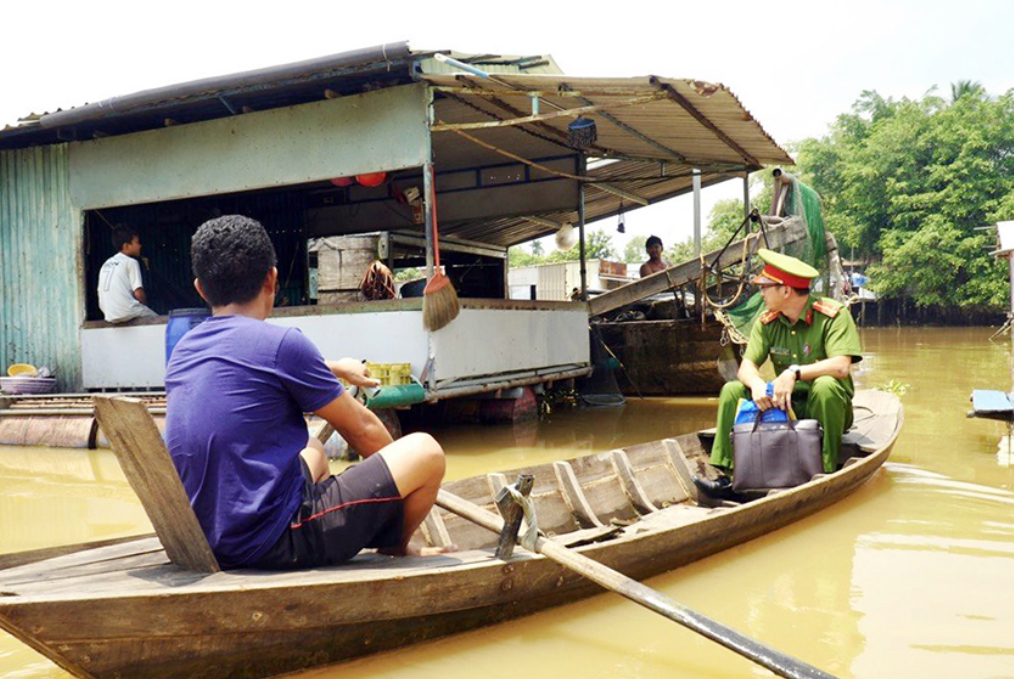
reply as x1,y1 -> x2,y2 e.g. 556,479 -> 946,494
759,264 -> 811,289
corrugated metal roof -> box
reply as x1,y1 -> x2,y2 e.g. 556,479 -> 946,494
445,158 -> 743,246
425,73 -> 792,167
0,44 -> 563,151
426,72 -> 791,246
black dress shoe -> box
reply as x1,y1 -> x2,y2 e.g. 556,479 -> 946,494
693,475 -> 737,500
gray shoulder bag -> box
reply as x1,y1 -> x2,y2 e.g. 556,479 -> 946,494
731,416 -> 823,492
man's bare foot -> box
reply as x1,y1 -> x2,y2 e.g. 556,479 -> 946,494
378,544 -> 459,557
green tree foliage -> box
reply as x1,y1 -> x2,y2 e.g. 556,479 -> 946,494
549,229 -> 617,262
795,86 -> 1014,312
508,229 -> 618,267
951,80 -> 986,103
624,235 -> 648,263
508,245 -> 540,268
664,185 -> 768,265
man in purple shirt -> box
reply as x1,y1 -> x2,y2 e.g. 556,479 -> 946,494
166,215 -> 448,569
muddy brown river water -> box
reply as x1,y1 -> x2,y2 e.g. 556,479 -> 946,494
3,327 -> 1014,679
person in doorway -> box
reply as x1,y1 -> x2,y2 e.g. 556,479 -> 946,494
165,214 -> 450,570
639,235 -> 671,277
694,249 -> 862,499
97,226 -> 158,323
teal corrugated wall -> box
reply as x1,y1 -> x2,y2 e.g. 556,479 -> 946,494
0,145 -> 83,390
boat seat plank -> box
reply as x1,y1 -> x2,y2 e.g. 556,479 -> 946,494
662,439 -> 702,504
553,461 -> 604,528
610,450 -> 659,514
622,439 -> 692,508
449,464 -> 584,538
440,507 -> 502,550
93,396 -> 220,573
421,509 -> 453,549
2,551 -> 171,592
568,453 -> 641,523
0,533 -> 157,572
577,474 -> 640,524
0,537 -> 164,584
485,472 -> 508,497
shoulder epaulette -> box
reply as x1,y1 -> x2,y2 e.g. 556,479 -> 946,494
813,299 -> 842,318
760,310 -> 781,325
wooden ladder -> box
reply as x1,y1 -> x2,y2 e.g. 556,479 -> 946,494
92,395 -> 220,573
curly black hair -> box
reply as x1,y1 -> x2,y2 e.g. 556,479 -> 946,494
191,215 -> 277,307
646,235 -> 663,249
111,225 -> 139,251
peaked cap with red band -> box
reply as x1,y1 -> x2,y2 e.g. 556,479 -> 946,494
751,248 -> 819,289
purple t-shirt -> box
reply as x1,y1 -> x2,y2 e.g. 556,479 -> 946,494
165,315 -> 343,568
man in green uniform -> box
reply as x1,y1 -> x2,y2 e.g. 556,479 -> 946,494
695,249 -> 862,498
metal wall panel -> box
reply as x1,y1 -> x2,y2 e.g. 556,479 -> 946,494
431,306 -> 589,381
81,311 -> 430,389
68,83 -> 431,210
0,144 -> 83,389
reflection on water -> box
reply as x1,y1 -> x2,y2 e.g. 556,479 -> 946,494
4,327 -> 1014,679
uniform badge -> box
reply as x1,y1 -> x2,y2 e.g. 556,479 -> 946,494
803,343 -> 811,356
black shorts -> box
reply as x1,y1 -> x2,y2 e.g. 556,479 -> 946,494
251,454 -> 404,570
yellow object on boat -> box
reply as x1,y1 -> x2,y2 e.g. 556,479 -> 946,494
7,363 -> 37,377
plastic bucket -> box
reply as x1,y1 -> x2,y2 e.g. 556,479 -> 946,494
166,308 -> 211,364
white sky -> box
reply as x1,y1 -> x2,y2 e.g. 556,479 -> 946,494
3,0 -> 1011,255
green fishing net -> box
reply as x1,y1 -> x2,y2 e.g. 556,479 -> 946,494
719,175 -> 830,344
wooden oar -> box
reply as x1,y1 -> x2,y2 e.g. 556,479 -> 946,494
435,488 -> 838,679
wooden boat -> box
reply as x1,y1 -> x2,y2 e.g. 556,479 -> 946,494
0,389 -> 902,679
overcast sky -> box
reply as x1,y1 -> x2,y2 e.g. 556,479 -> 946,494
3,0 -> 1011,255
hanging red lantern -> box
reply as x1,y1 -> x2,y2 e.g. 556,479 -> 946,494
329,177 -> 354,188
356,172 -> 387,187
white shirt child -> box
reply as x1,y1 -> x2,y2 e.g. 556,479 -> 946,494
98,252 -> 157,322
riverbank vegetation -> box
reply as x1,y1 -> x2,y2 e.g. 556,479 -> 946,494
795,83 -> 1014,320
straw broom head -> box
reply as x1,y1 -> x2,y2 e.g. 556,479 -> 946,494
422,270 -> 460,331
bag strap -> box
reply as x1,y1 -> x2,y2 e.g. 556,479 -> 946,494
751,409 -> 796,432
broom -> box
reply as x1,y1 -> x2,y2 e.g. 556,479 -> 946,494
422,166 -> 460,331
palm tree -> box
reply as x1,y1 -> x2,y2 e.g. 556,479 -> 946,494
950,80 -> 986,103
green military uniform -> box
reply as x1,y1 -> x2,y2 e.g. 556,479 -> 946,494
711,253 -> 863,473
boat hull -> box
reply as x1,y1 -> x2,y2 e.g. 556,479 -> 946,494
0,392 -> 902,679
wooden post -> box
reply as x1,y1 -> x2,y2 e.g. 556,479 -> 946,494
742,171 -> 750,219
578,154 -> 588,300
693,168 -> 702,257
693,168 -> 703,320
1008,252 -> 1014,389
494,474 -> 534,560
423,161 -> 435,279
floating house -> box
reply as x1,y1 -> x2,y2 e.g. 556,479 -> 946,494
0,42 -> 792,403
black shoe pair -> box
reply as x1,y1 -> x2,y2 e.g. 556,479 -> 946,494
692,474 -> 739,501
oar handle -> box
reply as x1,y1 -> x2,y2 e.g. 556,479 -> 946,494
435,489 -> 838,679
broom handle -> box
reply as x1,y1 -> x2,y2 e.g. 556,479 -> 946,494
430,164 -> 441,270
